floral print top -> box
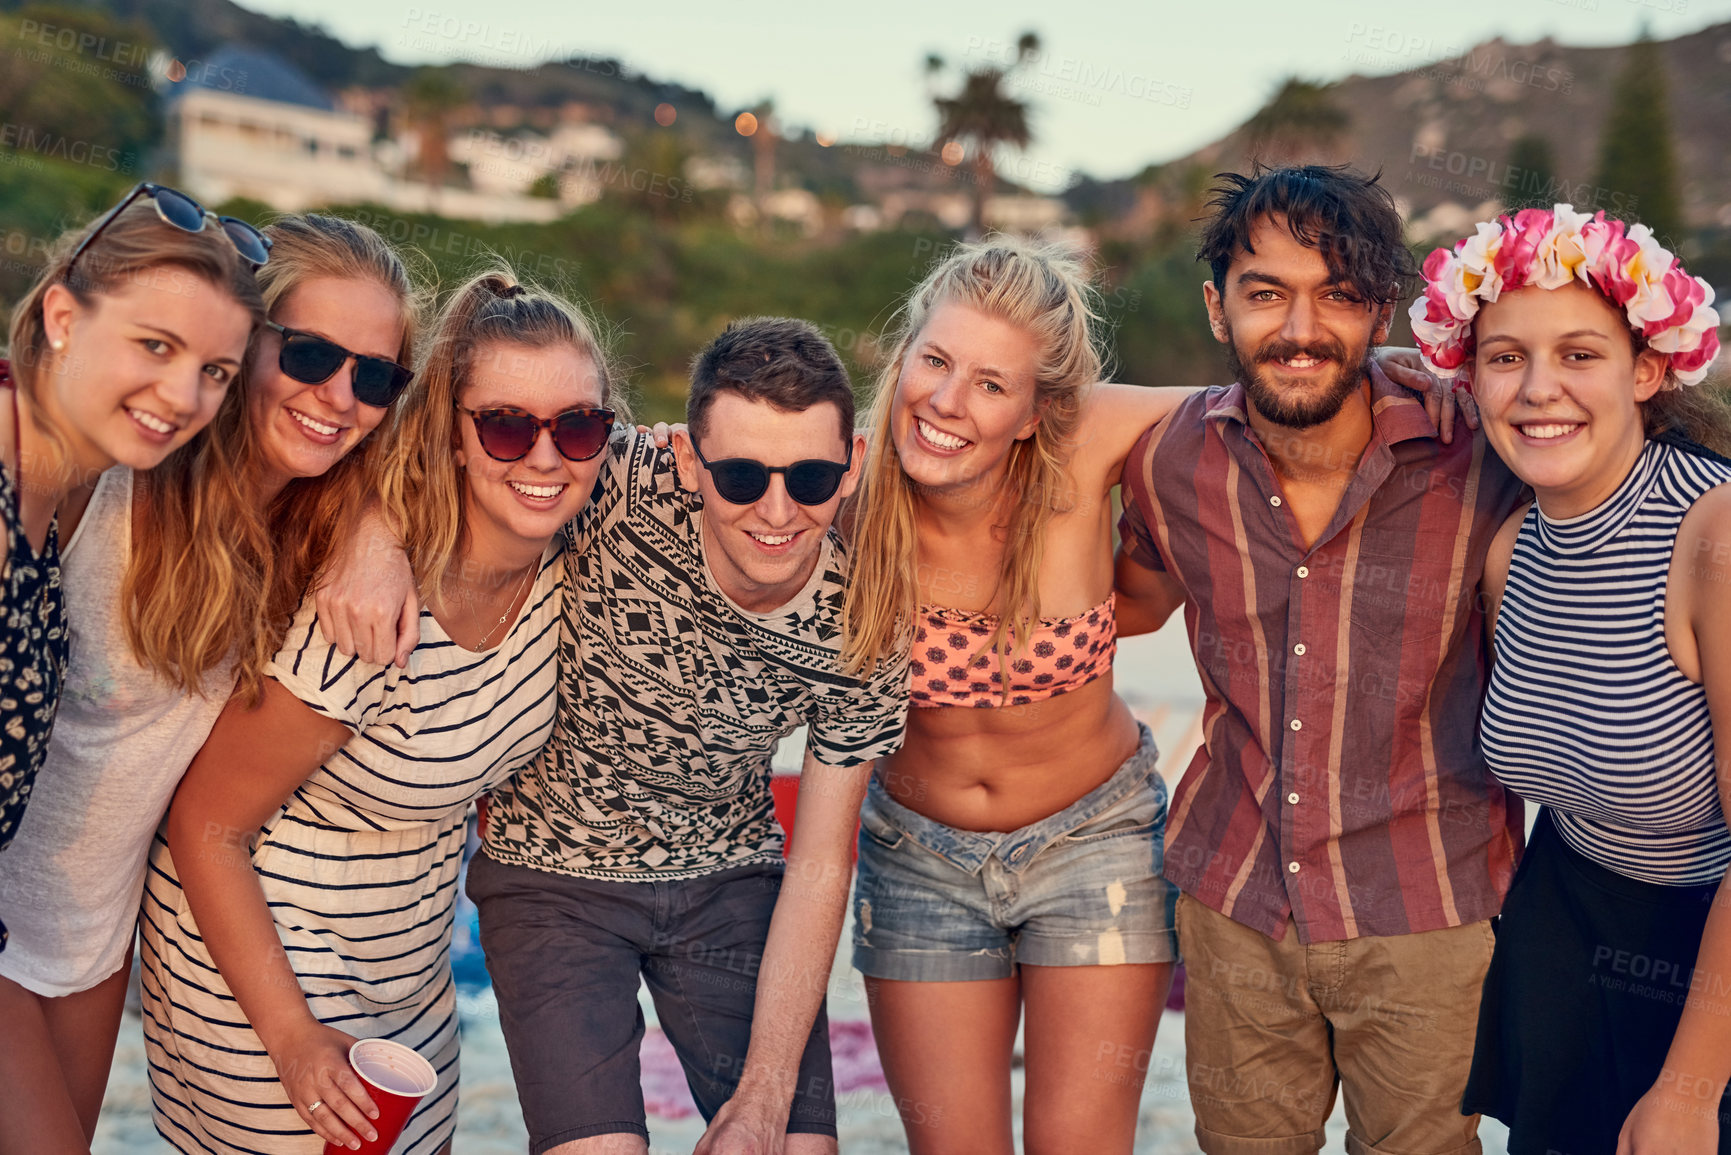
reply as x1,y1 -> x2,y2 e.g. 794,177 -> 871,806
0,368 -> 69,887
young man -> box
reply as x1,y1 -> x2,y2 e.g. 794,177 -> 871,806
322,318 -> 907,1155
1114,166 -> 1525,1155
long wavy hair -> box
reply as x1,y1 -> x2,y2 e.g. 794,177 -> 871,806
5,197 -> 265,482
842,236 -> 1105,674
124,213 -> 421,702
374,269 -> 621,602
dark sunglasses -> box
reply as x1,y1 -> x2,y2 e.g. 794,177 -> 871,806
692,438 -> 854,506
67,183 -> 271,281
457,404 -> 615,463
268,322 -> 415,409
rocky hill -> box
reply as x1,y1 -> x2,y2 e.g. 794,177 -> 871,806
1072,22 -> 1731,240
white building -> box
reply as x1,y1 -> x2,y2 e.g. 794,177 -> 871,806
165,46 -> 563,224
166,47 -> 388,209
449,121 -> 623,205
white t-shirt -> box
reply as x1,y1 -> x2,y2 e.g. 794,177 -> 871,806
0,468 -> 234,995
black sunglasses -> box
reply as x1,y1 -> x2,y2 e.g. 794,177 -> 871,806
268,322 -> 415,409
457,404 -> 615,463
691,438 -> 854,506
67,183 -> 271,282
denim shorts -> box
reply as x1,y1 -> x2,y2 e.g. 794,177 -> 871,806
851,722 -> 1179,982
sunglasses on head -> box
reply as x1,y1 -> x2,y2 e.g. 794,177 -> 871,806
268,322 -> 415,409
691,438 -> 854,506
457,404 -> 615,463
67,183 -> 271,282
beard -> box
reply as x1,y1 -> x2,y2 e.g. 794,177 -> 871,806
1225,326 -> 1372,430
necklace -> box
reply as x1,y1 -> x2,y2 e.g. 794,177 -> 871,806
465,561 -> 535,652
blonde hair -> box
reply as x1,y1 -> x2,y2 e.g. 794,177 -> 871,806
5,196 -> 265,478
375,268 -> 620,601
124,213 -> 422,702
842,235 -> 1104,674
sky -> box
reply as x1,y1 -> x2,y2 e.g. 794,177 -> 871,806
245,0 -> 1731,191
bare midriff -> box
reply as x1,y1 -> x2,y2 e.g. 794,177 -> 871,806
878,671 -> 1142,832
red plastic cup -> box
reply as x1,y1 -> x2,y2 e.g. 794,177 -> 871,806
321,1038 -> 437,1154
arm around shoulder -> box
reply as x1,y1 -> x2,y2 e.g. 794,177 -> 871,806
1076,383 -> 1198,493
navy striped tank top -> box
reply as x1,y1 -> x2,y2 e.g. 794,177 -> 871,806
1482,437 -> 1731,886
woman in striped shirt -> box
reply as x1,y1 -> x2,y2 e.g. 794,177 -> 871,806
1410,206 -> 1731,1150
144,271 -> 619,1154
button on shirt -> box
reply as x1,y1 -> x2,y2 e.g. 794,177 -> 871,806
1118,364 -> 1527,943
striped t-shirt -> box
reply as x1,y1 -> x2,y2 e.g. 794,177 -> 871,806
141,543 -> 563,1155
1118,363 -> 1529,943
483,428 -> 909,881
1483,436 -> 1731,886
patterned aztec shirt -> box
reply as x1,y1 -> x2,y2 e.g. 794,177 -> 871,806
1118,363 -> 1528,944
483,428 -> 910,881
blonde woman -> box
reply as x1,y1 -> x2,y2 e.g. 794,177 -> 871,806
145,272 -> 617,1154
0,183 -> 264,1154
839,237 -> 1192,1153
840,236 -> 1456,1153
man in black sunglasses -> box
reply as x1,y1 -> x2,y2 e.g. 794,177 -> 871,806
319,317 -> 905,1155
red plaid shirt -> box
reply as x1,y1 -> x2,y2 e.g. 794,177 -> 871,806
1119,364 -> 1526,943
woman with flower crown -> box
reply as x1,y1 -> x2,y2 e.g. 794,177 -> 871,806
1412,205 -> 1731,1149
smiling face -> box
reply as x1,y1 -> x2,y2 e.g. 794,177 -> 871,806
674,391 -> 863,613
888,301 -> 1043,498
248,275 -> 405,498
1204,215 -> 1391,429
36,270 -> 252,474
455,341 -> 608,560
1472,281 -> 1665,518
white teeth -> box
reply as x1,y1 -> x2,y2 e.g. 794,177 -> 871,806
750,532 -> 796,545
917,418 -> 968,450
509,480 -> 566,499
1281,356 -> 1322,368
1521,423 -> 1582,440
128,408 -> 174,434
289,408 -> 340,436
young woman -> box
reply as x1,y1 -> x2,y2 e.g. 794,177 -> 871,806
1410,205 -> 1731,1150
0,184 -> 264,1152
835,237 -> 1193,1153
143,271 -> 619,1155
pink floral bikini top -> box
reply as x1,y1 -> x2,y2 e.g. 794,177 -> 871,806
908,593 -> 1117,709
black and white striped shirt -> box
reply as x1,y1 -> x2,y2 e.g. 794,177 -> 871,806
140,543 -> 563,1154
1483,437 -> 1731,886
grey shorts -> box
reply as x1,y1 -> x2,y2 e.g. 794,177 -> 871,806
851,721 -> 1179,982
467,853 -> 835,1153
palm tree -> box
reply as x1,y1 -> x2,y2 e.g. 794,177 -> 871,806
932,31 -> 1039,236
402,67 -> 466,196
1243,78 -> 1349,164
749,99 -> 777,209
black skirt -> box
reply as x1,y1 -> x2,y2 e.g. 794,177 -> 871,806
1463,809 -> 1731,1154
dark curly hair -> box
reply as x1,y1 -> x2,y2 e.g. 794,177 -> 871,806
1197,164 -> 1417,306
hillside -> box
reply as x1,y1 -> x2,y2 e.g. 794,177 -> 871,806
1074,22 -> 1731,239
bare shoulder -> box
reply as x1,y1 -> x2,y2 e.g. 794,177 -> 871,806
1676,482 -> 1731,591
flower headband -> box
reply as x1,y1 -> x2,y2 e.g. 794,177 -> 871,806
1410,204 -> 1721,389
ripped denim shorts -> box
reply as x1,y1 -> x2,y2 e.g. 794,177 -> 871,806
851,722 -> 1179,982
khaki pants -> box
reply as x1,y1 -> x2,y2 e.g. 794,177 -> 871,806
1176,893 -> 1494,1155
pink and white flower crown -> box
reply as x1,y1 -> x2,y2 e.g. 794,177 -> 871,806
1410,204 -> 1722,389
